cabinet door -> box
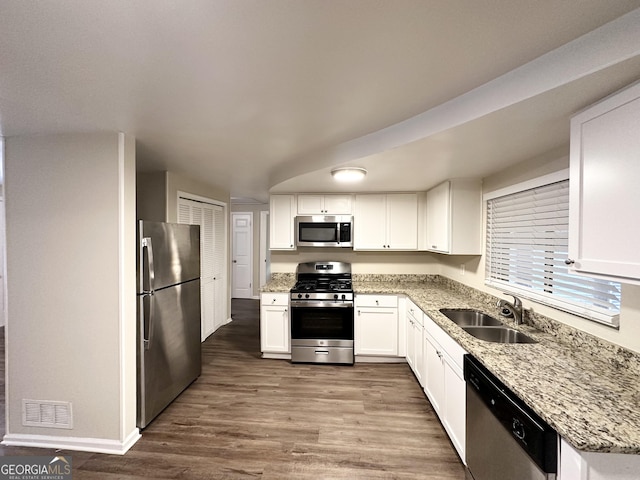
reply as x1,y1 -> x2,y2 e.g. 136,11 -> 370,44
406,317 -> 416,370
270,195 -> 295,250
297,195 -> 324,215
414,322 -> 425,388
443,359 -> 466,462
355,307 -> 398,355
354,194 -> 387,250
426,181 -> 450,253
386,193 -> 418,250
260,304 -> 289,353
424,332 -> 444,416
569,84 -> 640,282
324,195 -> 352,214
408,319 -> 424,385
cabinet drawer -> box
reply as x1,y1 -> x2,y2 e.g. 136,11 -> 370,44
355,294 -> 398,308
261,293 -> 289,306
424,313 -> 466,370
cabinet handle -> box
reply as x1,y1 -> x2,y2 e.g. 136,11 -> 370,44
375,300 -> 379,305
358,310 -> 361,315
565,259 -> 575,265
431,245 -> 437,249
284,308 -> 288,312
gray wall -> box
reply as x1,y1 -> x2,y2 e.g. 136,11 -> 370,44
137,170 -> 233,320
4,133 -> 137,447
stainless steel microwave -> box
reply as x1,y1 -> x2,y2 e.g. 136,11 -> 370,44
295,215 -> 353,247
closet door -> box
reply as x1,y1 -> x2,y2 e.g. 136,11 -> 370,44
178,198 -> 219,340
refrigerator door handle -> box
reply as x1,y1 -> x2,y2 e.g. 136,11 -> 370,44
141,236 -> 155,293
141,291 -> 155,350
140,236 -> 156,350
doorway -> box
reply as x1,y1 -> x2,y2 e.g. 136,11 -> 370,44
231,212 -> 253,299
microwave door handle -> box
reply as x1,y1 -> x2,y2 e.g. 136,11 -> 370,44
336,223 -> 340,244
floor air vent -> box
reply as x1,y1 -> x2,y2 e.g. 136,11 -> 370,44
22,399 -> 73,429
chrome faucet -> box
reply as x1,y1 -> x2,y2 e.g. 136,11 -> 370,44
497,294 -> 523,325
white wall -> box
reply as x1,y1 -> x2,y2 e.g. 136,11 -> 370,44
3,133 -> 138,452
0,136 -> 4,328
271,250 -> 442,275
439,149 -> 640,354
270,146 -> 640,354
166,172 -> 230,223
166,171 -> 232,320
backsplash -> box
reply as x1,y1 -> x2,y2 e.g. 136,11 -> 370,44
436,275 -> 640,374
265,272 -> 640,373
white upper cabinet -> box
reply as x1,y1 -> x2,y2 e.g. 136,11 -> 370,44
569,81 -> 640,284
425,179 -> 482,255
269,194 -> 296,250
297,194 -> 353,215
354,193 -> 418,250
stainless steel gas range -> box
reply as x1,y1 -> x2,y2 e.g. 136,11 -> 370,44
289,261 -> 354,365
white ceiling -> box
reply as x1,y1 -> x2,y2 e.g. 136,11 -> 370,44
2,1 -> 640,202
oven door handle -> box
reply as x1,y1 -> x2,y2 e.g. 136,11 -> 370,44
290,300 -> 354,308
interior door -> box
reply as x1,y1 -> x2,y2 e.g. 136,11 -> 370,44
178,196 -> 227,340
232,212 -> 252,298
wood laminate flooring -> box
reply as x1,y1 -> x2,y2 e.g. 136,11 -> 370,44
0,300 -> 466,479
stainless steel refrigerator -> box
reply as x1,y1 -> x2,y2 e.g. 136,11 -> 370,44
136,220 -> 202,429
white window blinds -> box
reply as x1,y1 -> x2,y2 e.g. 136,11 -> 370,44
486,179 -> 621,327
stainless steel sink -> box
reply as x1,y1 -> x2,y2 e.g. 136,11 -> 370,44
439,308 -> 504,327
462,326 -> 538,344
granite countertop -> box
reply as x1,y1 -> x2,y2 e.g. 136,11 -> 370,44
262,275 -> 640,454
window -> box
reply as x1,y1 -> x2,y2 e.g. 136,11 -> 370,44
485,174 -> 621,327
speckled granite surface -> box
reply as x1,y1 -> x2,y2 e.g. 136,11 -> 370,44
262,274 -> 640,454
262,273 -> 296,292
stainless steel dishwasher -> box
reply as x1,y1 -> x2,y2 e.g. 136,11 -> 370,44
464,355 -> 558,480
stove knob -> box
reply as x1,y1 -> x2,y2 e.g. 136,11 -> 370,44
297,293 -> 302,299
341,294 -> 346,300
334,294 -> 339,300
305,293 -> 310,299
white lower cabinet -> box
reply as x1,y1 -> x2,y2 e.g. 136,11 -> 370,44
423,313 -> 467,463
559,438 -> 640,480
260,293 -> 290,356
406,299 -> 425,387
355,295 -> 399,356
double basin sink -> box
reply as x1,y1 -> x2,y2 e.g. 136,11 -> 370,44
439,309 -> 537,344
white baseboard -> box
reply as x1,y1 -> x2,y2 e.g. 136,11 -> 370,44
355,356 -> 407,364
261,352 -> 291,360
2,428 -> 141,455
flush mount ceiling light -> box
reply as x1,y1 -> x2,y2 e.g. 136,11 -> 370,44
331,167 -> 367,182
